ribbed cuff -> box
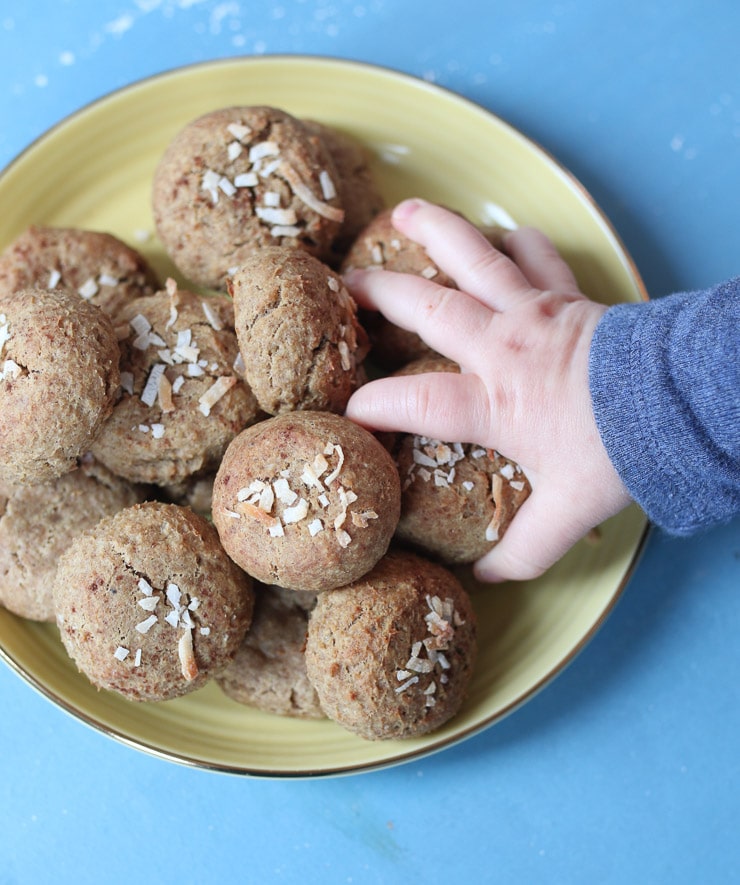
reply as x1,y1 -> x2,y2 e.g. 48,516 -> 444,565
588,290 -> 739,535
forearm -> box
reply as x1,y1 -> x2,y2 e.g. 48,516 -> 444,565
589,279 -> 740,534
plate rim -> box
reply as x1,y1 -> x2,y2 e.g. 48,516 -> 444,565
0,53 -> 650,307
1,519 -> 651,779
0,53 -> 651,777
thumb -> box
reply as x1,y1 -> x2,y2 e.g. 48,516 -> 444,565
473,485 -> 593,583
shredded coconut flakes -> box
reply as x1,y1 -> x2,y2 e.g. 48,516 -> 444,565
201,300 -> 223,331
395,675 -> 420,694
218,176 -> 236,197
137,596 -> 159,612
120,371 -> 135,395
279,161 -> 345,222
135,614 -> 158,634
283,498 -> 309,524
270,224 -> 301,238
178,629 -> 198,681
227,141 -> 243,161
249,141 -> 280,163
0,359 -> 21,382
274,477 -> 298,505
198,375 -> 237,416
338,339 -> 352,371
140,363 -> 166,407
202,168 -> 221,202
394,595 -> 460,698
323,444 -> 344,486
227,122 -> 252,141
234,172 -> 259,188
256,205 -> 298,226
319,169 -> 337,200
78,277 -> 98,300
157,373 -> 174,413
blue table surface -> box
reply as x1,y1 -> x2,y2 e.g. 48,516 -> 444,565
1,3 -> 739,883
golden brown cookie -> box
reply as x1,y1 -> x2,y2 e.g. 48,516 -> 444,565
53,501 -> 254,702
386,357 -> 531,564
161,472 -> 216,518
152,106 -> 344,290
90,282 -> 260,486
211,411 -> 401,592
0,288 -> 120,485
216,585 -> 323,719
229,248 -> 368,416
0,225 -> 159,318
0,458 -> 145,622
303,120 -> 385,259
305,549 -> 477,740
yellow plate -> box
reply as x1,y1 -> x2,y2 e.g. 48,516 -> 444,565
0,56 -> 648,776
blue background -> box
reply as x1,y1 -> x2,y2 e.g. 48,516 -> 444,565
1,2 -> 739,883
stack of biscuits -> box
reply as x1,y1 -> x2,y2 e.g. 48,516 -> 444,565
0,105 -> 531,740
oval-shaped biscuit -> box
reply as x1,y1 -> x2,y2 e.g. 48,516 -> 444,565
212,411 -> 401,592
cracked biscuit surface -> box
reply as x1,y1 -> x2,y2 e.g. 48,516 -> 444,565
0,287 -> 120,485
305,549 -> 477,740
0,458 -> 145,622
303,120 -> 386,259
211,411 -> 401,592
53,501 -> 254,702
152,106 -> 344,290
91,283 -> 260,486
229,247 -> 368,416
217,585 -> 324,719
0,225 -> 159,318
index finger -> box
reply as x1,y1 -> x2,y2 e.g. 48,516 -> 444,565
391,199 -> 534,311
343,265 -> 494,369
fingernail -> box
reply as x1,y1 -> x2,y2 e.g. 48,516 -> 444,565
392,197 -> 429,224
343,265 -> 384,285
472,562 -> 504,584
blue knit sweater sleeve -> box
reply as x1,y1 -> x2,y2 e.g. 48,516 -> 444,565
588,278 -> 740,534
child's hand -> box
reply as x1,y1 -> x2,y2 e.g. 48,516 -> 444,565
344,199 -> 631,582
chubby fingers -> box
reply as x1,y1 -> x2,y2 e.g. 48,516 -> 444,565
346,370 -> 492,443
390,199 -> 533,311
344,266 -> 494,369
503,227 -> 581,293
